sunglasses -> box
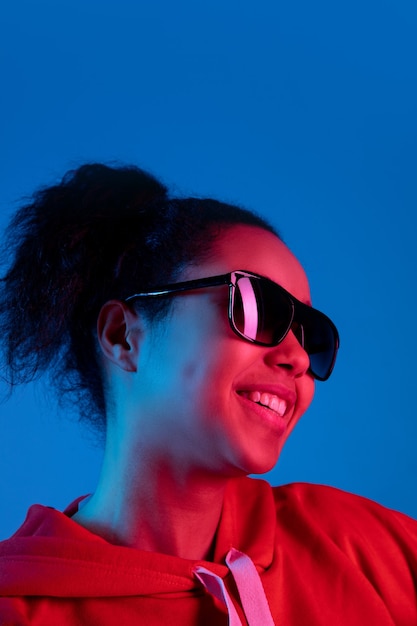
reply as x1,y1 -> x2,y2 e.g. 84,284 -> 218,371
125,270 -> 339,381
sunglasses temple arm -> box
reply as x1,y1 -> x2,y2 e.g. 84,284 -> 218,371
125,274 -> 231,301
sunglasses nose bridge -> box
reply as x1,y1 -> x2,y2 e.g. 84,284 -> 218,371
277,296 -> 296,344
290,320 -> 305,349
288,299 -> 307,349
265,297 -> 311,377
264,324 -> 312,378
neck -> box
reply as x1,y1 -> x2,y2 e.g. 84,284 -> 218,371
72,445 -> 229,561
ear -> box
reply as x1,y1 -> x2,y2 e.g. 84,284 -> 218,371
97,300 -> 142,372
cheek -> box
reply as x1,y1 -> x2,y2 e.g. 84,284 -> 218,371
302,375 -> 315,406
180,345 -> 237,408
275,376 -> 315,454
163,300 -> 234,387
293,376 -> 315,426
141,317 -> 228,408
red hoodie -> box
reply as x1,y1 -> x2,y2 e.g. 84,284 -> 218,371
0,477 -> 416,625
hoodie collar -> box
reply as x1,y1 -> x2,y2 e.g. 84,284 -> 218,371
0,477 -> 275,598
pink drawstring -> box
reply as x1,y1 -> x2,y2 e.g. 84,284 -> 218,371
226,548 -> 275,625
194,565 -> 244,626
193,548 -> 275,626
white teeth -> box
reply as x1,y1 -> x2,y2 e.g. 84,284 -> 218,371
250,391 -> 261,403
260,392 -> 270,406
270,397 -> 280,412
246,391 -> 287,417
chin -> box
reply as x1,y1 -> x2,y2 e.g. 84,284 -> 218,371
236,445 -> 284,477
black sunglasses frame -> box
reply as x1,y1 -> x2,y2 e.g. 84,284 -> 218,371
125,270 -> 339,381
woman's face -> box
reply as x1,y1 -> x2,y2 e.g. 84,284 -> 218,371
126,225 -> 315,477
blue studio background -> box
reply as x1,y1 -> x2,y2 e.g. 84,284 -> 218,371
0,0 -> 416,538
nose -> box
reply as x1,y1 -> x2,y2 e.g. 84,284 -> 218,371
264,328 -> 311,378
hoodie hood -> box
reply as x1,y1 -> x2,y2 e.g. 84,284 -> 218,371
2,478 -> 417,625
0,477 -> 274,598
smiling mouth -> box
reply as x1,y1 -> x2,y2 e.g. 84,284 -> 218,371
239,391 -> 288,417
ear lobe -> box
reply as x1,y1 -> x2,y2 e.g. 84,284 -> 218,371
97,300 -> 141,372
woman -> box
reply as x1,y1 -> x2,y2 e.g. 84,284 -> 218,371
0,163 -> 415,625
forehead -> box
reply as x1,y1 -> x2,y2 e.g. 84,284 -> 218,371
186,225 -> 311,304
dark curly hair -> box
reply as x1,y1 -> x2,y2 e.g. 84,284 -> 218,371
0,163 -> 279,430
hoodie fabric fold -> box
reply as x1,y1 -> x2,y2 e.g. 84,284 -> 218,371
1,477 -> 417,625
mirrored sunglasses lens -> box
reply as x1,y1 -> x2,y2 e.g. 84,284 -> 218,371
233,275 -> 292,344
